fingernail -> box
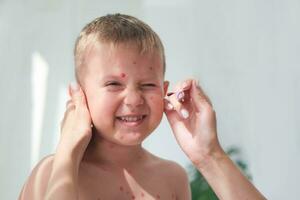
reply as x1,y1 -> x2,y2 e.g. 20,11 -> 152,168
180,109 -> 189,119
165,102 -> 174,110
70,82 -> 79,92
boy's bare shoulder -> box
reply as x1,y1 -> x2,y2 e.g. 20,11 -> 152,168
145,153 -> 191,198
19,154 -> 54,200
146,153 -> 189,183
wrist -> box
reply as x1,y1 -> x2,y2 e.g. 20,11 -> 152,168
193,146 -> 227,172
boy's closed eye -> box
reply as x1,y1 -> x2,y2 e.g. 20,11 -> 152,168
105,81 -> 122,86
141,83 -> 157,88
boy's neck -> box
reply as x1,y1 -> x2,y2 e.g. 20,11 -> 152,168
84,133 -> 147,168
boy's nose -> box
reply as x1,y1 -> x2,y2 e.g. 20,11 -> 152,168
123,89 -> 144,108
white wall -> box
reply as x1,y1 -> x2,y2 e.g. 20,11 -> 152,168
1,0 -> 299,199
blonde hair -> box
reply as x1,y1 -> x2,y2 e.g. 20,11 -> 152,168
74,13 -> 165,83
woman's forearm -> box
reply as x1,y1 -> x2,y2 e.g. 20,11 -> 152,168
45,147 -> 80,200
196,150 -> 267,200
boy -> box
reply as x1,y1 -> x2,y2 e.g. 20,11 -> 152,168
19,14 -> 266,200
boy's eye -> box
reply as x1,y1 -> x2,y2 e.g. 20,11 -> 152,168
105,81 -> 122,86
141,83 -> 157,87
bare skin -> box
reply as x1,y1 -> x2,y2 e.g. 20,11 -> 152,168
19,43 -> 190,200
19,43 -> 266,200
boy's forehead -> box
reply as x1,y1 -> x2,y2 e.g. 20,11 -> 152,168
86,42 -> 164,75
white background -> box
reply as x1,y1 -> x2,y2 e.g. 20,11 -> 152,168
1,0 -> 299,199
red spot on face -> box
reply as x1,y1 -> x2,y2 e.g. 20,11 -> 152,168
109,143 -> 115,148
120,73 -> 126,78
149,66 -> 153,70
119,186 -> 124,191
133,61 -> 137,64
156,194 -> 160,199
120,135 -> 124,140
131,195 -> 135,199
141,192 -> 145,197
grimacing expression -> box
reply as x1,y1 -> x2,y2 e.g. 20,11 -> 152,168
82,42 -> 168,146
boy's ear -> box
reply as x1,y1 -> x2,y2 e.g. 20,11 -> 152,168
163,81 -> 169,96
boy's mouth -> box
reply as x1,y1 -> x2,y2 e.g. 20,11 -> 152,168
116,115 -> 147,126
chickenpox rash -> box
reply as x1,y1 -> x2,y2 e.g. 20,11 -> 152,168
120,73 -> 126,78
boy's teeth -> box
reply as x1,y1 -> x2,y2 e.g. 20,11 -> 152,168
120,116 -> 143,122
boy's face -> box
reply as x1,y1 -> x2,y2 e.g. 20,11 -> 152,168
82,42 -> 168,146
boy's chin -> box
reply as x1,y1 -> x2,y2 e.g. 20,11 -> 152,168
94,130 -> 150,146
113,131 -> 150,146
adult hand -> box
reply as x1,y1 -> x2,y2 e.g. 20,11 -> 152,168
58,83 -> 93,164
164,79 -> 224,167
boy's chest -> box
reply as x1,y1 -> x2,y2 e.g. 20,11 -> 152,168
78,166 -> 177,200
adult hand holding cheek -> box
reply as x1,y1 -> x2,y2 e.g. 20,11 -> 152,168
58,82 -> 93,164
45,82 -> 93,200
164,79 -> 224,168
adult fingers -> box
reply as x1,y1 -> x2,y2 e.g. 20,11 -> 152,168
191,80 -> 213,112
69,82 -> 87,108
165,79 -> 194,120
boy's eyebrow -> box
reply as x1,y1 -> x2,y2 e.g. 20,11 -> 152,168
101,74 -> 124,80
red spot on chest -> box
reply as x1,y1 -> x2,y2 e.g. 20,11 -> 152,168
120,73 -> 126,78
